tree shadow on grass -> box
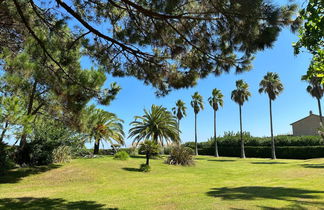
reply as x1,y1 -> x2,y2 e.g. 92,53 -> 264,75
0,164 -> 61,184
251,162 -> 287,165
206,186 -> 324,207
257,204 -> 308,210
207,160 -> 236,162
122,167 -> 141,172
129,155 -> 146,159
0,197 -> 117,209
301,164 -> 324,169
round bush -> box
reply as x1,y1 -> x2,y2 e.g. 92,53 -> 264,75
113,151 -> 130,160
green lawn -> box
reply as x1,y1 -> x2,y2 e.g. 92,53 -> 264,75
0,156 -> 324,209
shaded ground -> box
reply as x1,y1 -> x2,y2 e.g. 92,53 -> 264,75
0,165 -> 60,184
0,197 -> 116,210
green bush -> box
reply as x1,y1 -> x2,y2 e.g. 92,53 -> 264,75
0,142 -> 13,175
114,151 -> 130,160
139,163 -> 151,172
52,146 -> 72,163
25,120 -> 86,165
166,146 -> 194,166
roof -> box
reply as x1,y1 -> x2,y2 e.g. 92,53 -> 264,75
290,114 -> 323,125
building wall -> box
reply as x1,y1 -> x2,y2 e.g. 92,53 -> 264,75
292,115 -> 322,136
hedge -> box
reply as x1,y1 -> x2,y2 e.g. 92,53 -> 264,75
196,146 -> 324,159
212,135 -> 324,146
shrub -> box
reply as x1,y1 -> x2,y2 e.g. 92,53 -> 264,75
114,151 -> 130,160
52,146 -> 72,163
0,142 -> 12,175
139,163 -> 151,172
21,120 -> 86,165
166,146 -> 195,166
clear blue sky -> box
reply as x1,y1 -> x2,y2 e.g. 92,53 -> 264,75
89,26 -> 314,147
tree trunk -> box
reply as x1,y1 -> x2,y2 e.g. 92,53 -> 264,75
239,105 -> 245,158
317,97 -> 323,124
269,98 -> 276,159
214,110 -> 219,157
146,153 -> 150,166
177,118 -> 180,145
194,113 -> 198,156
0,121 -> 9,142
18,80 -> 37,165
93,139 -> 100,154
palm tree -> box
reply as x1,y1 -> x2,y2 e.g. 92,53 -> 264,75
231,80 -> 251,158
129,105 -> 180,146
208,89 -> 224,157
259,72 -> 284,159
82,106 -> 125,154
172,100 -> 187,137
304,76 -> 324,124
191,92 -> 204,156
138,140 -> 160,166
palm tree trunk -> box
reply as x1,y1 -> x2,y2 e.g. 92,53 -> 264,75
178,118 -> 180,145
214,110 -> 219,157
239,105 -> 245,158
269,98 -> 276,159
146,153 -> 150,166
93,139 -> 100,154
317,97 -> 323,124
195,113 -> 198,156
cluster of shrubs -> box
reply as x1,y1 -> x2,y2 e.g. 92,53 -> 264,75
111,141 -> 195,172
183,132 -> 324,159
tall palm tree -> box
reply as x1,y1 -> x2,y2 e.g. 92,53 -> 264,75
304,76 -> 324,124
82,106 -> 125,154
208,89 -> 224,157
231,80 -> 251,158
259,72 -> 284,159
172,100 -> 187,137
191,92 -> 204,156
129,105 -> 180,146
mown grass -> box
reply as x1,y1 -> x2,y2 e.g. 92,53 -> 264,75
0,156 -> 324,209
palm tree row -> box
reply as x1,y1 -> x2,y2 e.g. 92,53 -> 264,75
172,72 -> 284,159
105,73 -> 321,162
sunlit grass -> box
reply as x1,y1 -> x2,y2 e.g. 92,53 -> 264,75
0,156 -> 324,209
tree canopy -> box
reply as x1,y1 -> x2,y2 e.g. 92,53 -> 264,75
4,0 -> 299,95
294,0 -> 323,81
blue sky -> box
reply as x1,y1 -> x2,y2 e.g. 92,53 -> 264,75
90,26 -> 314,147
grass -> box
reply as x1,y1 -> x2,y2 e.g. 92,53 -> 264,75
0,156 -> 324,209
